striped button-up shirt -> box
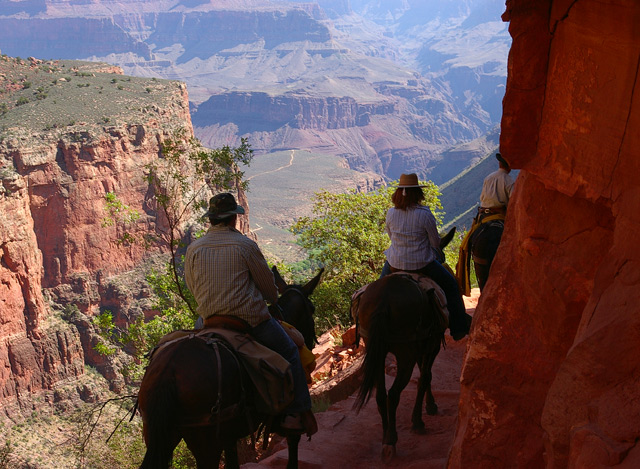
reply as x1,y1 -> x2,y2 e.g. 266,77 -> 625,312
384,204 -> 441,271
184,224 -> 278,326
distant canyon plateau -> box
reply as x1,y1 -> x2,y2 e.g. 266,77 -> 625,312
0,0 -> 510,242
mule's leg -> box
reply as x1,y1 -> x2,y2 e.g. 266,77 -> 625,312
286,434 -> 301,469
139,430 -> 181,469
411,354 -> 428,434
182,429 -> 224,469
374,366 -> 389,440
381,355 -> 414,462
422,341 -> 441,416
223,441 -> 240,469
474,261 -> 490,291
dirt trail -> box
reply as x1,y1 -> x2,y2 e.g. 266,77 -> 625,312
244,290 -> 480,469
246,150 -> 295,181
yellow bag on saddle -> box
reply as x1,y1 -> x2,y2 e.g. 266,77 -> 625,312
280,321 -> 317,384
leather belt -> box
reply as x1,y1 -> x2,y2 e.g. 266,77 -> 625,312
479,206 -> 505,215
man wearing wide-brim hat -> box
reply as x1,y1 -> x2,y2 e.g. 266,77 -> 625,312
383,173 -> 472,340
184,192 -> 315,433
455,153 -> 515,294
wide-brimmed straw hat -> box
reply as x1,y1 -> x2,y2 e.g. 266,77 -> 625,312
397,173 -> 427,188
205,192 -> 245,219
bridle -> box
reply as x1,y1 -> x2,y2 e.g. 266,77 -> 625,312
279,286 -> 317,348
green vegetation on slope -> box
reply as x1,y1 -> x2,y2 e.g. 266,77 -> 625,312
439,150 -> 499,229
0,55 -> 185,142
290,181 -> 444,330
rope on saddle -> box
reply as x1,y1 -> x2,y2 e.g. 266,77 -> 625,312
211,340 -> 223,440
141,331 -> 251,431
196,334 -> 253,437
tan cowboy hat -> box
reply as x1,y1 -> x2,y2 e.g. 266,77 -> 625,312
397,173 -> 427,188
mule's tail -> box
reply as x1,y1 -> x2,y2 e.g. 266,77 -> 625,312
353,300 -> 390,412
139,378 -> 179,469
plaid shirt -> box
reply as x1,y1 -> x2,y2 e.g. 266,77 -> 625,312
384,204 -> 441,271
184,224 -> 278,326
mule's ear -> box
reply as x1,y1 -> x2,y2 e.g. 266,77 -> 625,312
271,265 -> 288,293
302,268 -> 324,297
440,226 -> 456,250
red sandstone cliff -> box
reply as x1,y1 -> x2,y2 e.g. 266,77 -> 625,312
0,60 -> 194,415
450,1 -> 640,467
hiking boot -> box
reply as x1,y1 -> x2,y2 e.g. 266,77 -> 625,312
301,409 -> 318,436
280,413 -> 304,431
451,313 -> 473,340
280,410 -> 318,436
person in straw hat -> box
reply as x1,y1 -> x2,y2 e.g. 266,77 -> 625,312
383,174 -> 472,340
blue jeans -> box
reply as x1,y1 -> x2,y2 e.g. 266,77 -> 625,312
419,261 -> 468,335
251,317 -> 311,414
379,260 -> 391,278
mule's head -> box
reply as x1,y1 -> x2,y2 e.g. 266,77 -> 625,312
272,266 -> 323,350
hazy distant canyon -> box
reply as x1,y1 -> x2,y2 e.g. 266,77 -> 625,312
0,0 -> 510,182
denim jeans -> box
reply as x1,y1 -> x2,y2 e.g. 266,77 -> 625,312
419,261 -> 468,334
379,260 -> 391,278
251,316 -> 311,414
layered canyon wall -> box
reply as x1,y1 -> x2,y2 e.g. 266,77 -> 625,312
450,0 -> 640,467
0,60 -> 196,416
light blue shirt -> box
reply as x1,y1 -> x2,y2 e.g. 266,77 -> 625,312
384,205 -> 441,270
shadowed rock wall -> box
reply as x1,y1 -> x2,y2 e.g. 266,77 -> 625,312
450,0 -> 640,467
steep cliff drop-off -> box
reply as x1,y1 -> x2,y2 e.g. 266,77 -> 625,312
450,1 -> 640,467
0,58 -> 193,417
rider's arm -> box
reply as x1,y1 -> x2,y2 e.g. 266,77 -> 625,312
245,241 -> 278,304
423,208 -> 441,254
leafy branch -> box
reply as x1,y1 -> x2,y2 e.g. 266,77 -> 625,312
99,128 -> 253,366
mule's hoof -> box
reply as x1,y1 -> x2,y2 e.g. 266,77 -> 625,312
426,403 -> 438,415
411,423 -> 427,435
381,444 -> 396,463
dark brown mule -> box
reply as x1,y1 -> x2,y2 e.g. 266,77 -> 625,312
470,218 -> 504,291
138,267 -> 323,469
353,229 -> 454,462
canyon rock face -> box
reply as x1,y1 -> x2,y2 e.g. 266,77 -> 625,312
450,1 -> 640,467
0,59 -> 194,414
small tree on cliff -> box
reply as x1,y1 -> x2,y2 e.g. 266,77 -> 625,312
144,128 -> 252,314
290,181 -> 444,331
100,129 -> 252,372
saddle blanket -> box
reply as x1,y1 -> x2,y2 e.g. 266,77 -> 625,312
351,272 -> 450,340
154,327 -> 294,415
